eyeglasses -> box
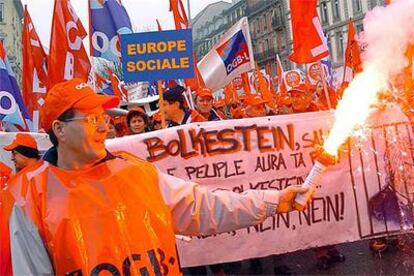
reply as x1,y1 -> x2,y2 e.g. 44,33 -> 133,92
62,114 -> 109,126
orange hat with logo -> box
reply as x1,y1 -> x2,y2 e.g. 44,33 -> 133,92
3,133 -> 38,151
196,88 -> 213,98
41,78 -> 120,132
244,94 -> 268,107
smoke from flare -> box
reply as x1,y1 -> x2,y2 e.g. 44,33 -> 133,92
324,0 -> 414,155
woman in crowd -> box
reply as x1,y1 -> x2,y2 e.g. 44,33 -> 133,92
126,106 -> 149,135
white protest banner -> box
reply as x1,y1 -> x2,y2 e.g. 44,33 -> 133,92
198,17 -> 255,92
104,107 -> 414,267
1,108 -> 412,267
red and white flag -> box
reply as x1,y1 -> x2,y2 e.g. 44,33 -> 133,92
289,0 -> 329,64
22,6 -> 48,129
48,0 -> 90,89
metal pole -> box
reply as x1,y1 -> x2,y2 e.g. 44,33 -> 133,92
187,0 -> 191,21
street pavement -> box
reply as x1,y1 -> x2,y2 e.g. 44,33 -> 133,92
184,234 -> 414,275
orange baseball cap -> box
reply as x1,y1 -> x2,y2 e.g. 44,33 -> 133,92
3,133 -> 38,151
196,88 -> 213,98
244,94 -> 268,107
41,78 -> 120,131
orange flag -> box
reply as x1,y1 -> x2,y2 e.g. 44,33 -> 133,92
22,6 -> 48,126
255,65 -> 274,107
342,18 -> 362,85
169,0 -> 188,30
241,72 -> 251,95
223,82 -> 235,105
289,0 -> 329,64
48,0 -> 90,89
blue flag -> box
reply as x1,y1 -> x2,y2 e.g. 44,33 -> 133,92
0,42 -> 31,129
90,0 -> 133,62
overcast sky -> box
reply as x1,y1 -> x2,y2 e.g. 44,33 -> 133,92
22,0 -> 231,51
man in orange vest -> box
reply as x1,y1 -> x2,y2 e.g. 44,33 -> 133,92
0,79 -> 308,275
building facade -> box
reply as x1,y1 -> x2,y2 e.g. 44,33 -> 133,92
0,0 -> 23,83
192,0 -> 388,75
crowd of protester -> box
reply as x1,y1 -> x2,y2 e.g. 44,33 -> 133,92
100,81 -> 347,275
1,79 -> 408,276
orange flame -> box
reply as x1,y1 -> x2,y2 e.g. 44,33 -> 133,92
323,65 -> 388,156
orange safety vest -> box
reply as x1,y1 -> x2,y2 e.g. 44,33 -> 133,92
3,152 -> 181,275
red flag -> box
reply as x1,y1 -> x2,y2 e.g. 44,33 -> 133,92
48,0 -> 91,89
184,53 -> 206,90
289,0 -> 329,63
342,18 -> 362,85
169,0 -> 189,30
22,6 -> 48,125
241,72 -> 251,95
108,69 -> 128,102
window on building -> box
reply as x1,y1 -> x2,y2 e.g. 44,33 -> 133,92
263,16 -> 267,31
336,32 -> 344,58
0,3 -> 4,23
321,2 -> 328,24
332,0 -> 340,20
327,34 -> 332,55
353,0 -> 362,13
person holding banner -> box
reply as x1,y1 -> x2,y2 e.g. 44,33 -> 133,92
163,85 -> 206,127
3,133 -> 41,173
195,88 -> 225,121
0,78 -> 310,275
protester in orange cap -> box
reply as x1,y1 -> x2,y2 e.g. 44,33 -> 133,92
0,78 -> 309,275
3,133 -> 40,172
126,106 -> 149,135
276,92 -> 294,114
195,88 -> 224,121
290,84 -> 320,113
163,85 -> 206,126
244,94 -> 269,118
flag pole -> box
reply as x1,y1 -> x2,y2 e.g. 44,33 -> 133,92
319,61 -> 332,110
157,80 -> 167,128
